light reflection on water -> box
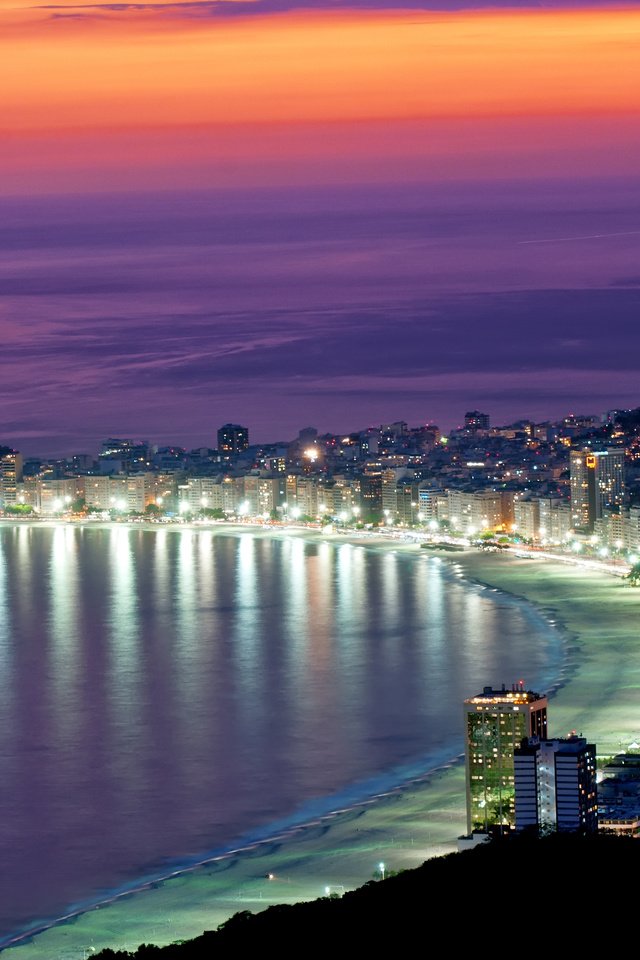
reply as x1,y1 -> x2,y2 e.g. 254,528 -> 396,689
0,524 -> 563,943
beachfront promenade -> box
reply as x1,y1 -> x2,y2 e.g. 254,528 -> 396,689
3,528 -> 639,959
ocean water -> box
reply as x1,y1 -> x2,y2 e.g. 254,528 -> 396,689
0,523 -> 563,945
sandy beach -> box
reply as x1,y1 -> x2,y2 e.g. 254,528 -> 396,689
4,531 -> 639,959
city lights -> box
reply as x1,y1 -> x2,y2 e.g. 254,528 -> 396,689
1,411 -> 638,573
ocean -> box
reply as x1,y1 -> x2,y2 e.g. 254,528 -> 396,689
0,522 -> 563,946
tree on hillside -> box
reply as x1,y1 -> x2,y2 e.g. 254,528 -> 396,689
626,562 -> 640,587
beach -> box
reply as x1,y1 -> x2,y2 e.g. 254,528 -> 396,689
3,532 -> 639,959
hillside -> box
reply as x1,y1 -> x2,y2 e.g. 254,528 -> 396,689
92,831 -> 638,956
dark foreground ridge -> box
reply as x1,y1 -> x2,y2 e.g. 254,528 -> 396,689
93,832 -> 639,957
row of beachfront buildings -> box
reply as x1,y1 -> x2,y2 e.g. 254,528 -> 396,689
2,460 -> 640,553
1,408 -> 639,550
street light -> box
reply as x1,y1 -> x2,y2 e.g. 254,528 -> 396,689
324,884 -> 345,896
379,861 -> 385,880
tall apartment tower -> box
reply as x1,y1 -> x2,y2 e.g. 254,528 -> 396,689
464,410 -> 490,432
217,424 -> 249,460
514,735 -> 598,835
570,447 -> 625,532
463,683 -> 548,836
0,446 -> 24,508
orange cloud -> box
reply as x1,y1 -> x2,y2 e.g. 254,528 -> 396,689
4,8 -> 640,130
1,6 -> 640,191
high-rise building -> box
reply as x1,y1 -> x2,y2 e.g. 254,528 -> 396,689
570,447 -> 625,532
0,446 -> 24,508
217,423 -> 249,459
514,735 -> 597,835
360,474 -> 383,518
464,410 -> 490,432
463,682 -> 548,836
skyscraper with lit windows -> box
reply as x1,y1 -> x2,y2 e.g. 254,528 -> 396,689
570,446 -> 625,532
463,682 -> 548,836
0,446 -> 23,508
217,423 -> 249,460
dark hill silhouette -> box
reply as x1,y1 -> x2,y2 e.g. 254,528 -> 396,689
92,831 -> 638,957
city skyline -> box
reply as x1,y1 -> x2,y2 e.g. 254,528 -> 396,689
2,400 -> 637,460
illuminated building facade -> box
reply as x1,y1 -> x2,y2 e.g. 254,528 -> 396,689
514,735 -> 597,835
360,474 -> 383,518
513,498 -> 539,540
464,410 -> 490,432
464,683 -> 548,835
217,423 -> 249,460
98,438 -> 151,474
570,447 -> 625,532
537,497 -> 573,544
0,447 -> 24,507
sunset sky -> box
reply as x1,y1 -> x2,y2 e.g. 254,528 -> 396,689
2,0 -> 640,455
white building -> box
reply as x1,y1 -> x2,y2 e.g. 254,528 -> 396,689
514,735 -> 598,835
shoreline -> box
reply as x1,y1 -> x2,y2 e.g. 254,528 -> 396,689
3,530 -> 639,958
1,750 -> 467,954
